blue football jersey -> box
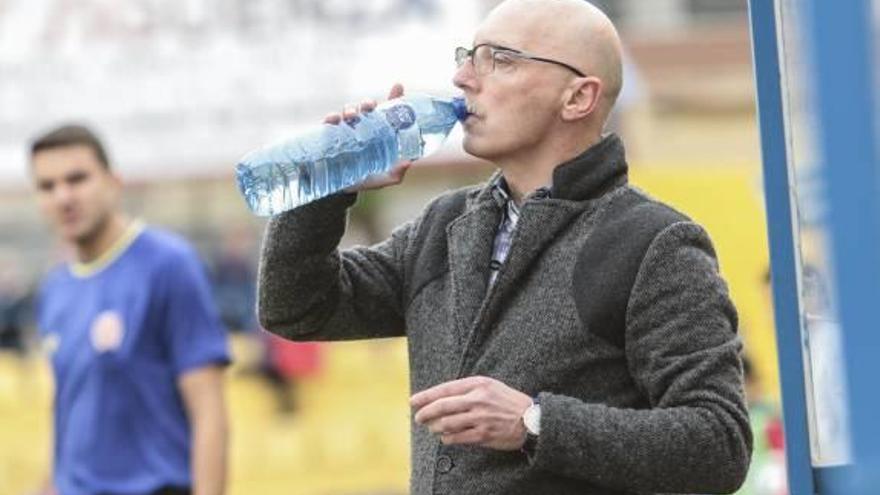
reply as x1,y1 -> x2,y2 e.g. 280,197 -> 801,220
37,221 -> 230,495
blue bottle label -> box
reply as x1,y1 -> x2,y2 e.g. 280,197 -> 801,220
384,104 -> 416,131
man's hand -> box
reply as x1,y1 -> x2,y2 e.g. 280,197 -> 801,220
411,376 -> 533,451
323,82 -> 413,193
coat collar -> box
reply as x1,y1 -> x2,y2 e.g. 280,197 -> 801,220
550,133 -> 629,201
469,133 -> 629,208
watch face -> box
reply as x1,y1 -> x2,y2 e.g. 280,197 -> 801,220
524,404 -> 541,435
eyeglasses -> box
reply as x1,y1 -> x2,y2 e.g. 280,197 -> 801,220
455,43 -> 586,77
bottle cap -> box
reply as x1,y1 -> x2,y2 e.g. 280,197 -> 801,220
451,96 -> 469,121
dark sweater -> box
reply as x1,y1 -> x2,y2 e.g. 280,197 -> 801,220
258,134 -> 752,494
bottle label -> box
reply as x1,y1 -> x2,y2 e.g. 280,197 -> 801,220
384,104 -> 416,131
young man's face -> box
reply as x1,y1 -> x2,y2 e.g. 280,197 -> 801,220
32,145 -> 120,245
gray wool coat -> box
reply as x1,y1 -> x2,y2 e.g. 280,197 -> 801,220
257,134 -> 752,495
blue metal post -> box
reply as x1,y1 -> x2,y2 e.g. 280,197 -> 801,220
804,0 -> 880,493
746,1 -> 815,494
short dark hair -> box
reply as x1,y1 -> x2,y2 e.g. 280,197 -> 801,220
30,124 -> 111,170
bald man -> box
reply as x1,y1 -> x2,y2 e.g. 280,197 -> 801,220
257,1 -> 752,493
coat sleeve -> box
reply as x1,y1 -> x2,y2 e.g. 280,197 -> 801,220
531,221 -> 752,494
257,192 -> 417,341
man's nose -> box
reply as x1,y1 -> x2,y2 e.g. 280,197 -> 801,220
52,183 -> 75,206
452,60 -> 477,91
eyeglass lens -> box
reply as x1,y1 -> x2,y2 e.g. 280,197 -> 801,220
456,45 -> 496,74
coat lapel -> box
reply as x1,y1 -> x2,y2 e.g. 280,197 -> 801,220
457,200 -> 586,374
446,202 -> 501,350
450,134 -> 630,374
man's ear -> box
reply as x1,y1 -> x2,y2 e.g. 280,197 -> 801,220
561,76 -> 603,121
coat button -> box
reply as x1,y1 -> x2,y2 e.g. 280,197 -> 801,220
436,455 -> 454,474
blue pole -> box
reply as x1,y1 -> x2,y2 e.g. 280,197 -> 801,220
747,1 -> 815,493
804,0 -> 880,492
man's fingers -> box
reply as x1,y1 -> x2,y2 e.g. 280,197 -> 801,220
341,105 -> 359,123
440,427 -> 483,446
411,376 -> 490,410
342,160 -> 412,193
386,161 -> 412,183
388,82 -> 405,100
414,396 -> 472,425
426,412 -> 479,436
323,84 -> 402,125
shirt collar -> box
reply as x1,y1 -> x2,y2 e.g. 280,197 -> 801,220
69,220 -> 145,278
490,176 -> 552,209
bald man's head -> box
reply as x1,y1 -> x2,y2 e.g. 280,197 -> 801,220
453,0 -> 626,163
482,0 -> 624,112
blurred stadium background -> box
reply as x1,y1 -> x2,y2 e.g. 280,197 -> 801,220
0,0 -> 784,494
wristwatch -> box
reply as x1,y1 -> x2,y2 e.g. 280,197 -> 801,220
521,397 -> 541,457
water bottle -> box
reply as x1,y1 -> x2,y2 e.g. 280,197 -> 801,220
236,93 -> 468,216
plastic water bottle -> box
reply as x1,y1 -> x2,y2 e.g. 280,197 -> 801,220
236,94 -> 468,216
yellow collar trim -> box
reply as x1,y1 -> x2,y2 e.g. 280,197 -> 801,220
70,220 -> 145,278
